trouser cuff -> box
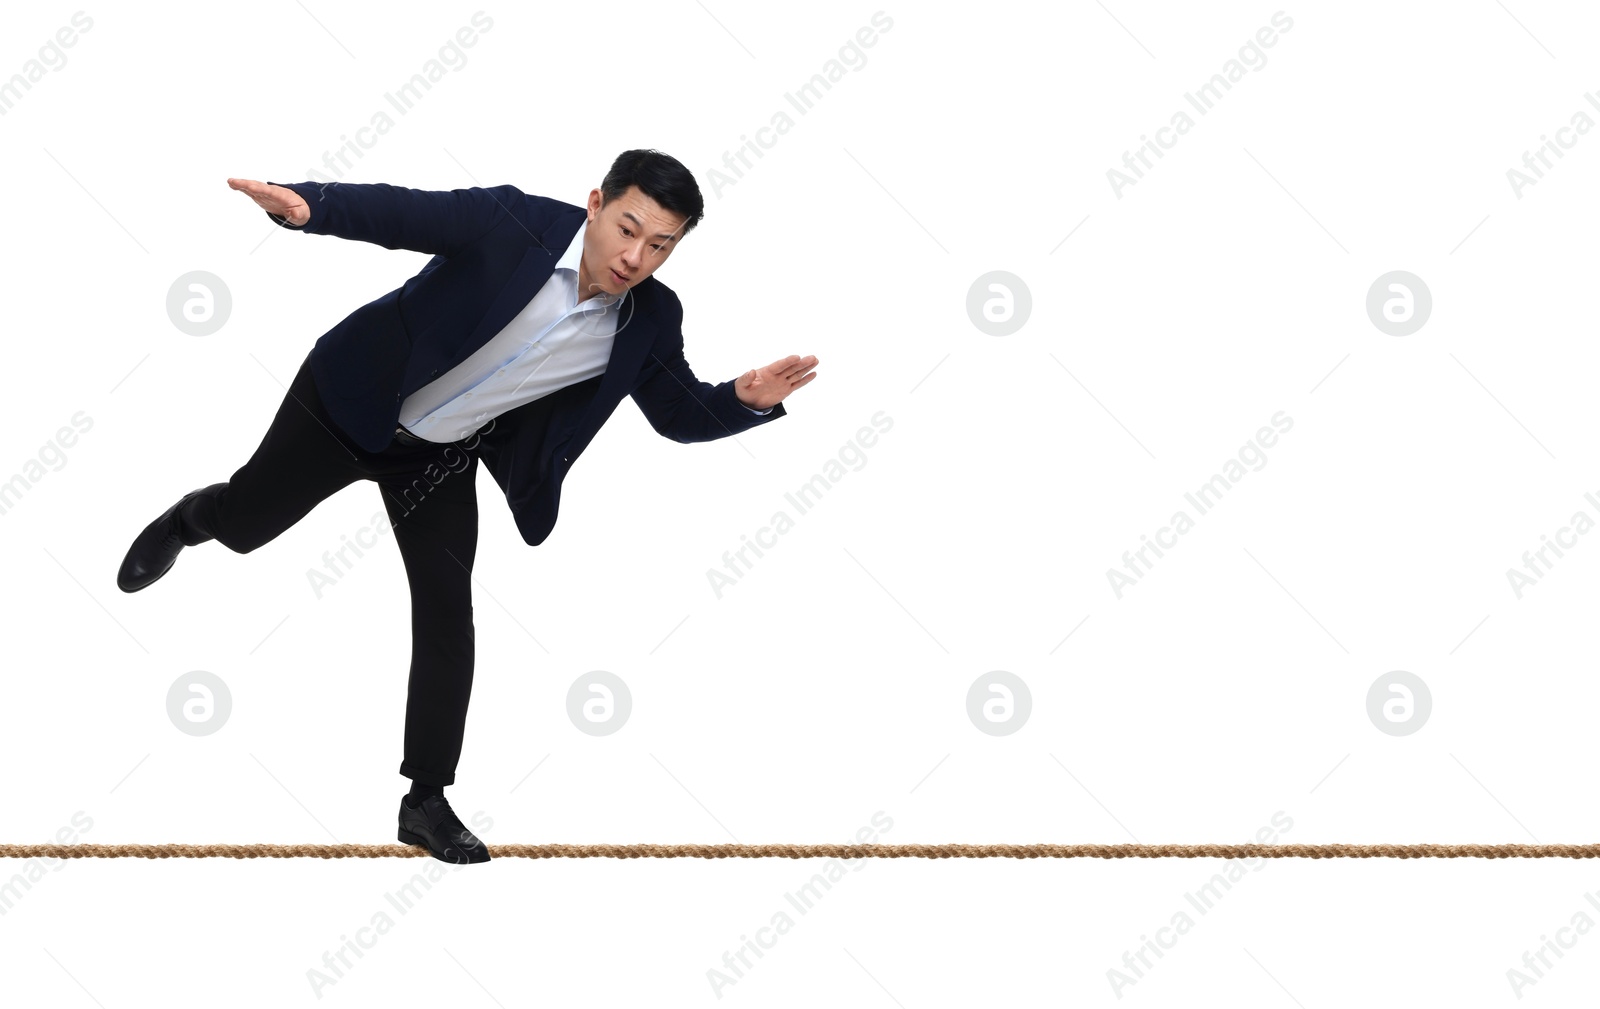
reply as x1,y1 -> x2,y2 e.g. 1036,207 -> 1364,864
400,761 -> 455,787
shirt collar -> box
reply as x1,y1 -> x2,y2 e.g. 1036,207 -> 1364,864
555,218 -> 625,312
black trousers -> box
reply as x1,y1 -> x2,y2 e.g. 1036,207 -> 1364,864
183,354 -> 484,786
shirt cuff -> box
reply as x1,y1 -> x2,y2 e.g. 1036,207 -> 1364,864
739,401 -> 773,415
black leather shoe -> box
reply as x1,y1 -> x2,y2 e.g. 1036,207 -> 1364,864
116,483 -> 225,593
398,793 -> 491,864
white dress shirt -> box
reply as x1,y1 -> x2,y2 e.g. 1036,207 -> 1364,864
398,219 -> 770,443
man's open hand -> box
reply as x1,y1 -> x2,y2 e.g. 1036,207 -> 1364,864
228,177 -> 309,227
735,354 -> 819,410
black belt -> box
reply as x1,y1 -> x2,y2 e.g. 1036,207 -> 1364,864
393,424 -> 431,447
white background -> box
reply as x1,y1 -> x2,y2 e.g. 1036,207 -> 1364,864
2,1 -> 1597,1004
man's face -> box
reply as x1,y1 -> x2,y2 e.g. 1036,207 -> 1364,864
580,184 -> 686,300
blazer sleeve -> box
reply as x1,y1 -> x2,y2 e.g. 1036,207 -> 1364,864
261,179 -> 526,258
630,290 -> 786,444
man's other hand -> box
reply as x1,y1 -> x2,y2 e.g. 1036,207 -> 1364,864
735,354 -> 819,411
228,177 -> 310,227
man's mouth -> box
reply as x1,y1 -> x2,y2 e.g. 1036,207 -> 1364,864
611,268 -> 630,284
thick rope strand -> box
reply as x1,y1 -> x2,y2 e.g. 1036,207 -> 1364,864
3,842 -> 1599,859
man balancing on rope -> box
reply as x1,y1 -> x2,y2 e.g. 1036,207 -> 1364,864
114,149 -> 818,864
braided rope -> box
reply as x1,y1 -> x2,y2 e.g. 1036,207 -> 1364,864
2,842 -> 1598,859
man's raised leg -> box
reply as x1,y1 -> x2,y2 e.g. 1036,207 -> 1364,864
117,355 -> 363,591
183,356 -> 367,555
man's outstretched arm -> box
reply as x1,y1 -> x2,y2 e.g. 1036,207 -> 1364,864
227,177 -> 524,258
631,293 -> 817,444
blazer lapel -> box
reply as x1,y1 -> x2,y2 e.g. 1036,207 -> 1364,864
574,286 -> 655,435
446,205 -> 582,371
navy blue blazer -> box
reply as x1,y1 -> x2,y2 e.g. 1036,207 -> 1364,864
261,179 -> 786,546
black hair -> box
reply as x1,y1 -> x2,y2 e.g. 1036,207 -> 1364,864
599,148 -> 704,237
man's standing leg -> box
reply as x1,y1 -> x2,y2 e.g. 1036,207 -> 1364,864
380,442 -> 492,863
377,445 -> 480,787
